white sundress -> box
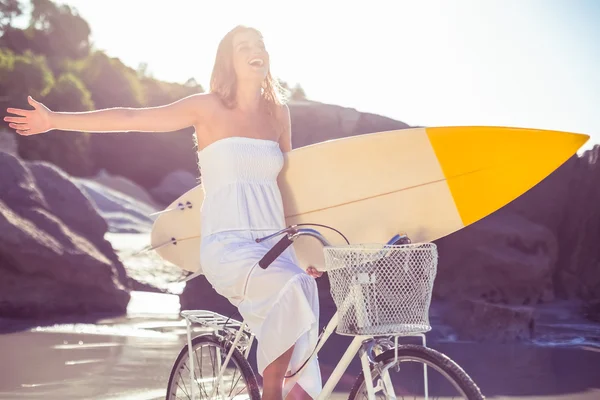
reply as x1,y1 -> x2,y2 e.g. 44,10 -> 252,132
197,136 -> 322,398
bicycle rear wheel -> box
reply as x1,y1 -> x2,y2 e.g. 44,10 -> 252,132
348,344 -> 484,400
165,334 -> 261,400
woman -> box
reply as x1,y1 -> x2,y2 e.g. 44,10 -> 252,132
4,25 -> 323,400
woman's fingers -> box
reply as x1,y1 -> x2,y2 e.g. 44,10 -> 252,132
9,123 -> 27,130
306,266 -> 323,278
28,96 -> 40,109
4,116 -> 27,123
16,129 -> 30,135
6,108 -> 30,117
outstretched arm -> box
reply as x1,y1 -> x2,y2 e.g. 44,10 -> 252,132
4,94 -> 208,136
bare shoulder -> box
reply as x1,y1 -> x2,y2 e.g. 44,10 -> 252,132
275,103 -> 292,152
276,102 -> 291,120
274,102 -> 291,130
187,92 -> 219,113
183,92 -> 222,126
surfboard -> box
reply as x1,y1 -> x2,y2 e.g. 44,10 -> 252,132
149,126 -> 589,274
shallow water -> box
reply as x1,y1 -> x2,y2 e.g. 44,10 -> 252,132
1,291 -> 599,399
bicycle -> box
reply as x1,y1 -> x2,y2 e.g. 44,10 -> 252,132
165,225 -> 485,399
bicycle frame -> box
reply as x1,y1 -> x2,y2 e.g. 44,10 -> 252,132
181,226 -> 430,399
182,308 -> 429,400
279,310 -> 429,400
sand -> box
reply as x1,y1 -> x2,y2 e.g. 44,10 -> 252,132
1,291 -> 599,400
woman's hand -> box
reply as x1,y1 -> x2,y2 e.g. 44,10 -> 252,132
4,96 -> 53,136
306,266 -> 323,279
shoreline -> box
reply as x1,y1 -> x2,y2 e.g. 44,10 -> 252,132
1,308 -> 599,399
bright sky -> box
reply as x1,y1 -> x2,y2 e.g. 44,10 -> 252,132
55,0 -> 599,151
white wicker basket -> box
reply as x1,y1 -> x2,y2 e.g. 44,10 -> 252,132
323,243 -> 438,336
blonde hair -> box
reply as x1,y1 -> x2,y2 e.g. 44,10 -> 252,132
209,25 -> 287,117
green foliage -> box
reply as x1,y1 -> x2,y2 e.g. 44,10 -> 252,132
46,72 -> 93,111
0,48 -> 54,105
290,83 -> 307,101
29,0 -> 90,60
140,76 -> 204,107
278,79 -> 308,101
15,72 -> 95,176
0,0 -> 305,188
74,51 -> 144,108
0,0 -> 22,33
0,46 -> 14,79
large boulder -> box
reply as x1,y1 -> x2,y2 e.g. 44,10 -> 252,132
74,178 -> 157,234
88,168 -> 162,210
504,146 -> 600,306
552,146 -> 600,301
0,130 -> 17,156
179,275 -> 237,317
150,170 -> 198,207
25,160 -> 130,287
289,100 -> 410,148
434,210 -> 557,305
0,151 -> 130,318
440,299 -> 536,342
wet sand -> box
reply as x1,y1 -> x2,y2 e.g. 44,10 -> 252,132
1,291 -> 599,399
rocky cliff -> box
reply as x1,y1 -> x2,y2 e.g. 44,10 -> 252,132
0,150 -> 130,318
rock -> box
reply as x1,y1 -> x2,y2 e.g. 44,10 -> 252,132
25,160 -> 130,287
289,100 -> 410,148
74,178 -> 157,234
150,170 -> 198,206
441,299 -> 535,342
0,151 -> 130,318
504,145 -> 600,314
90,128 -> 199,193
0,130 -> 17,155
89,169 -> 162,210
582,300 -> 600,323
505,155 -> 576,234
104,232 -> 187,294
552,146 -> 600,302
179,275 -> 238,317
27,161 -> 109,242
434,210 -> 558,305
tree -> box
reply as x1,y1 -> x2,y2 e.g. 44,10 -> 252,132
291,83 -> 307,101
0,0 -> 22,33
74,51 -> 144,108
0,48 -> 54,105
28,0 -> 91,60
17,73 -> 95,176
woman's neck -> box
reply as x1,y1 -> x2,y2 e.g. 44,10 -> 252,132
235,82 -> 262,112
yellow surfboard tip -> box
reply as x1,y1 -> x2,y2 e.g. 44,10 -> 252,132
426,126 -> 590,227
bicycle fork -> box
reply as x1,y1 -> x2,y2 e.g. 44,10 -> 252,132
359,335 -> 430,400
359,338 -> 398,400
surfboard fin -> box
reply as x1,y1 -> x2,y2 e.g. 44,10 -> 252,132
149,201 -> 194,216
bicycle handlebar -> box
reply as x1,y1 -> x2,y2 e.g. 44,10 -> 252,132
258,233 -> 294,269
255,226 -> 333,269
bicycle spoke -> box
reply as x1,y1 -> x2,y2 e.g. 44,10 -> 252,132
349,346 -> 483,399
176,365 -> 191,399
228,363 -> 240,397
167,335 -> 259,400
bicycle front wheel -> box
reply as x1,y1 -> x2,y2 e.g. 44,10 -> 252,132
165,334 -> 261,400
348,344 -> 484,400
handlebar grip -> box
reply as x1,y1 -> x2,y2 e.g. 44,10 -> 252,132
259,234 -> 293,269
